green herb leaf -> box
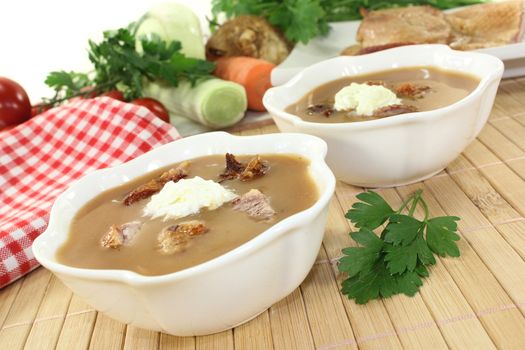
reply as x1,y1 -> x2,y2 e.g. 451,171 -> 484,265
268,0 -> 328,44
345,191 -> 395,230
415,264 -> 430,277
394,270 -> 424,297
43,27 -> 215,107
384,214 -> 424,245
384,234 -> 436,274
341,257 -> 398,304
339,190 -> 460,304
426,216 -> 461,257
45,71 -> 91,98
338,229 -> 383,277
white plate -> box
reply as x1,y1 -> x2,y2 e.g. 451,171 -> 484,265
272,17 -> 525,86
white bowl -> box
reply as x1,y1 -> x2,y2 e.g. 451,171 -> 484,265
32,132 -> 335,336
264,44 -> 504,187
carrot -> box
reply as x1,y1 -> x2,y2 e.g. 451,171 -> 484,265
213,57 -> 275,112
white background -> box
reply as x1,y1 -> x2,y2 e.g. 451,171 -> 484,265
0,0 -> 212,104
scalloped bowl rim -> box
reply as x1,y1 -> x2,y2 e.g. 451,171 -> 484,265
32,132 -> 335,286
263,44 -> 504,129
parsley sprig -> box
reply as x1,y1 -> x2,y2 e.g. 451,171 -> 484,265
339,190 -> 460,304
43,27 -> 215,107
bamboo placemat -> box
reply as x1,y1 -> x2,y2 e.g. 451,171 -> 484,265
2,78 -> 525,350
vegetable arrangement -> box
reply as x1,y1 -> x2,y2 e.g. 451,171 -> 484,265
43,27 -> 215,116
211,0 -> 486,44
31,3 -> 272,129
2,0 -> 487,130
339,190 -> 461,304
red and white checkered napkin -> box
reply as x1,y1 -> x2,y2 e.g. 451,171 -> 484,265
0,97 -> 180,288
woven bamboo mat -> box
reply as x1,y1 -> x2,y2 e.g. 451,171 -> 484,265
2,78 -> 525,350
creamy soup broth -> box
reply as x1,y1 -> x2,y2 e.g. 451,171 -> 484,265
286,66 -> 480,123
57,154 -> 319,275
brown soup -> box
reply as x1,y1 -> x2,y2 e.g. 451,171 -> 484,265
286,66 -> 480,123
57,154 -> 319,276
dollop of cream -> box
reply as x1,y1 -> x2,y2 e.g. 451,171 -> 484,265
144,177 -> 238,220
334,83 -> 401,116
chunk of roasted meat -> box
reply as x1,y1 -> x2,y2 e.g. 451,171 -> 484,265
157,220 -> 209,255
232,189 -> 276,220
373,104 -> 418,118
395,83 -> 430,99
220,154 -> 269,181
123,161 -> 190,206
356,6 -> 451,49
100,221 -> 142,249
241,156 -> 268,181
221,153 -> 245,180
447,0 -> 524,50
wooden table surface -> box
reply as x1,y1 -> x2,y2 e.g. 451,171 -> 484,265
1,78 -> 525,350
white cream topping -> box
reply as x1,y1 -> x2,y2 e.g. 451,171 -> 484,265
144,177 -> 238,220
334,83 -> 401,116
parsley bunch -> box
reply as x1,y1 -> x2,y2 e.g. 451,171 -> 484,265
339,190 -> 460,304
212,0 -> 485,44
44,27 -> 215,106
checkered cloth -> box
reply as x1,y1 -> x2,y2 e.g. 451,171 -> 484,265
0,97 -> 180,288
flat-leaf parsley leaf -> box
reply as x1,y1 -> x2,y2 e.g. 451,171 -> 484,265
338,190 -> 461,304
345,191 -> 394,230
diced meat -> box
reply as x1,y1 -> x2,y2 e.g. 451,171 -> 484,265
221,153 -> 245,181
240,156 -> 268,181
100,225 -> 123,249
157,220 -> 208,255
175,221 -> 208,237
220,154 -> 269,181
373,104 -> 418,118
101,221 -> 142,249
307,104 -> 334,117
447,0 -> 524,50
158,228 -> 188,254
395,83 -> 430,99
356,6 -> 451,49
120,221 -> 142,242
232,189 -> 276,219
365,81 -> 386,87
123,161 -> 190,206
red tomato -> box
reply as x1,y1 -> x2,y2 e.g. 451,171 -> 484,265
131,98 -> 170,123
0,125 -> 16,133
101,90 -> 125,101
0,77 -> 31,128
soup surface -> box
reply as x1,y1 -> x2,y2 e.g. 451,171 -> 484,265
286,66 -> 480,123
57,154 -> 319,275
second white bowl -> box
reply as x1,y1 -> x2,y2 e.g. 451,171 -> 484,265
264,45 -> 504,187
